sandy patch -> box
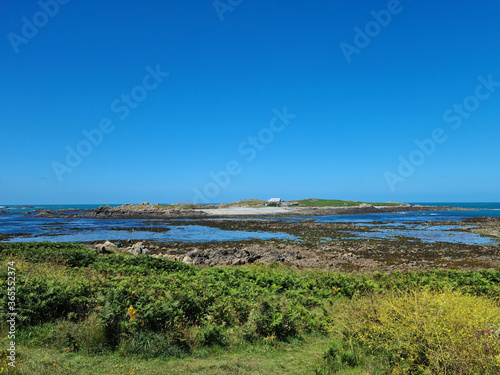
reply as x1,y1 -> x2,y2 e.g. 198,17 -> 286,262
199,207 -> 303,216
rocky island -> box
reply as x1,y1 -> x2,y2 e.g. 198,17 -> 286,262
21,198 -> 496,273
31,198 -> 473,220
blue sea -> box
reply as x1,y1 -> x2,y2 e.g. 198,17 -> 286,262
0,203 -> 499,245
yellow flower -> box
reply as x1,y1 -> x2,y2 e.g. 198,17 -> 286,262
128,305 -> 139,321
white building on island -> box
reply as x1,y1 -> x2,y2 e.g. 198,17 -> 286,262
266,198 -> 282,206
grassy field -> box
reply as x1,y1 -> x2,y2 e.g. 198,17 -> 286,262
294,199 -> 362,207
156,198 -> 405,209
295,199 -> 404,207
1,242 -> 499,374
218,199 -> 267,208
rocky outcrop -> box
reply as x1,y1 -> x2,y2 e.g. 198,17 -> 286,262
94,241 -> 116,254
103,240 -> 116,248
152,247 -> 304,267
30,202 -> 475,220
130,242 -> 151,255
94,240 -> 151,255
358,203 -> 374,208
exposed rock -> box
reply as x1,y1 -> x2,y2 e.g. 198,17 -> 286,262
35,209 -> 53,217
95,244 -> 105,253
94,243 -> 113,254
103,240 -> 116,248
178,247 -> 302,267
129,241 -> 151,255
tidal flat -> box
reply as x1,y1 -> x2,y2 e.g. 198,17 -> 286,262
70,216 -> 500,273
2,203 -> 499,272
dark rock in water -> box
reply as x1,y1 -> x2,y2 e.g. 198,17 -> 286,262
35,209 -> 54,217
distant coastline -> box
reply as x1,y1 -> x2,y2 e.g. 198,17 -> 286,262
4,198 -> 486,220
3,200 -> 499,213
410,202 -> 500,210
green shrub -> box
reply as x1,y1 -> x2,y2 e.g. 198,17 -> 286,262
118,330 -> 186,359
56,315 -> 108,354
3,242 -> 500,371
0,260 -> 95,327
16,316 -> 108,355
322,288 -> 500,374
0,242 -> 97,267
196,324 -> 229,347
315,338 -> 386,375
243,295 -> 299,342
92,254 -> 193,275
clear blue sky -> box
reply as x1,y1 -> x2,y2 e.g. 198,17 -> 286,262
1,0 -> 499,204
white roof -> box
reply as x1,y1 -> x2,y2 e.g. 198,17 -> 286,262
268,198 -> 281,202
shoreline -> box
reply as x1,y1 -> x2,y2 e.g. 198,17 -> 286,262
70,215 -> 500,273
27,203 -> 476,220
4,203 -> 498,273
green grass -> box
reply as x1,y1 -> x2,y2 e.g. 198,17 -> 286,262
365,201 -> 406,207
294,198 -> 403,207
219,199 -> 267,208
0,334 -> 332,375
156,199 -> 268,210
157,198 -> 404,209
1,243 -> 500,374
295,199 -> 362,207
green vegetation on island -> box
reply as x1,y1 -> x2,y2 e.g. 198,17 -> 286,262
292,198 -> 404,207
158,198 -> 407,209
1,242 -> 499,374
